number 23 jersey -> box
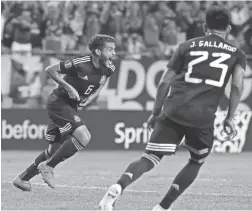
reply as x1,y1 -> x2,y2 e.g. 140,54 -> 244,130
53,55 -> 115,107
163,34 -> 247,128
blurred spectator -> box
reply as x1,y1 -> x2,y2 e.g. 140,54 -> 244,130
11,10 -> 33,56
143,5 -> 160,48
230,2 -> 251,36
30,1 -> 46,49
186,9 -> 205,40
82,6 -> 101,46
100,2 -> 123,45
43,2 -> 64,51
1,2 -> 6,41
124,2 -> 143,36
239,17 -> 252,54
160,17 -> 179,56
126,33 -> 146,59
174,2 -> 194,32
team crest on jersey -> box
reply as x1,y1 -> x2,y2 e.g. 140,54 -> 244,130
64,60 -> 72,69
100,75 -> 106,84
73,115 -> 81,122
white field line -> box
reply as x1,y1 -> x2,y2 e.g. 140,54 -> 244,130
5,174 -> 229,181
2,181 -> 252,197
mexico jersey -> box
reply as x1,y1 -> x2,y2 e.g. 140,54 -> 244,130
53,55 -> 115,107
163,34 -> 247,128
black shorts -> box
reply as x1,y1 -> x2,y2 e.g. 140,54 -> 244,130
45,93 -> 85,143
145,113 -> 214,163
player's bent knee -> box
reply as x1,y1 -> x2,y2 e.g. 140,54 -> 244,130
48,143 -> 61,156
72,125 -> 91,147
141,152 -> 163,167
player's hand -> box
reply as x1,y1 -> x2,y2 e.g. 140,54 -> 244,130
223,117 -> 237,139
147,114 -> 157,131
66,85 -> 80,101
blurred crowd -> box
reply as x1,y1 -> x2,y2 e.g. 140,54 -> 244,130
1,1 -> 252,58
1,1 -> 252,109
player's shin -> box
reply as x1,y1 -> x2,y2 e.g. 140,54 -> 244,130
159,159 -> 203,209
38,136 -> 85,189
117,153 -> 161,191
99,154 -> 161,210
19,149 -> 51,181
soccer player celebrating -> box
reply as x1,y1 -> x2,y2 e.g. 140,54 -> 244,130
13,34 -> 116,191
99,6 -> 247,210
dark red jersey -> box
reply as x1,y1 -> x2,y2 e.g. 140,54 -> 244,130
163,34 -> 247,128
53,55 -> 115,107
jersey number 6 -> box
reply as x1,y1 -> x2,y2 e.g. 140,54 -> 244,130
185,51 -> 231,87
84,85 -> 95,95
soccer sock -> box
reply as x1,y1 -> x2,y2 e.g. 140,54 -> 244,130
117,157 -> 155,191
20,150 -> 50,181
160,160 -> 203,209
46,136 -> 84,168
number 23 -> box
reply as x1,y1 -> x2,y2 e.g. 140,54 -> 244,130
185,51 -> 231,87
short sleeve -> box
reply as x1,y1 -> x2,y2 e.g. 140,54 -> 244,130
236,50 -> 247,71
167,44 -> 183,74
59,59 -> 76,74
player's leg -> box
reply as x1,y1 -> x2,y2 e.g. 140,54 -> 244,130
99,115 -> 185,210
13,123 -> 62,191
157,127 -> 214,210
38,126 -> 90,188
45,125 -> 90,168
37,103 -> 91,188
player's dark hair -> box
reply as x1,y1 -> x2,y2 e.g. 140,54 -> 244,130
88,34 -> 115,55
206,5 -> 230,30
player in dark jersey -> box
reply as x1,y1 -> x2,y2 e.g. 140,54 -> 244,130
99,6 -> 247,211
13,34 -> 116,191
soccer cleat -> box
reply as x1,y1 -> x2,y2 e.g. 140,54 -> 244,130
38,162 -> 55,189
98,184 -> 122,210
152,204 -> 171,211
13,176 -> 32,191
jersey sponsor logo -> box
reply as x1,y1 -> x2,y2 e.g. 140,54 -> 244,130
64,60 -> 72,69
99,75 -> 106,84
72,56 -> 91,65
73,115 -> 81,122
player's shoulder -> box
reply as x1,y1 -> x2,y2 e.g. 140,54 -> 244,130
236,47 -> 247,59
71,55 -> 92,66
234,47 -> 247,70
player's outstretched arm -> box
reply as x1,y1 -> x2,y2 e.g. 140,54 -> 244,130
226,64 -> 245,119
45,63 -> 80,101
152,68 -> 177,116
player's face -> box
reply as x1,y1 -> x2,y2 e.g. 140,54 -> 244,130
100,42 -> 116,68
